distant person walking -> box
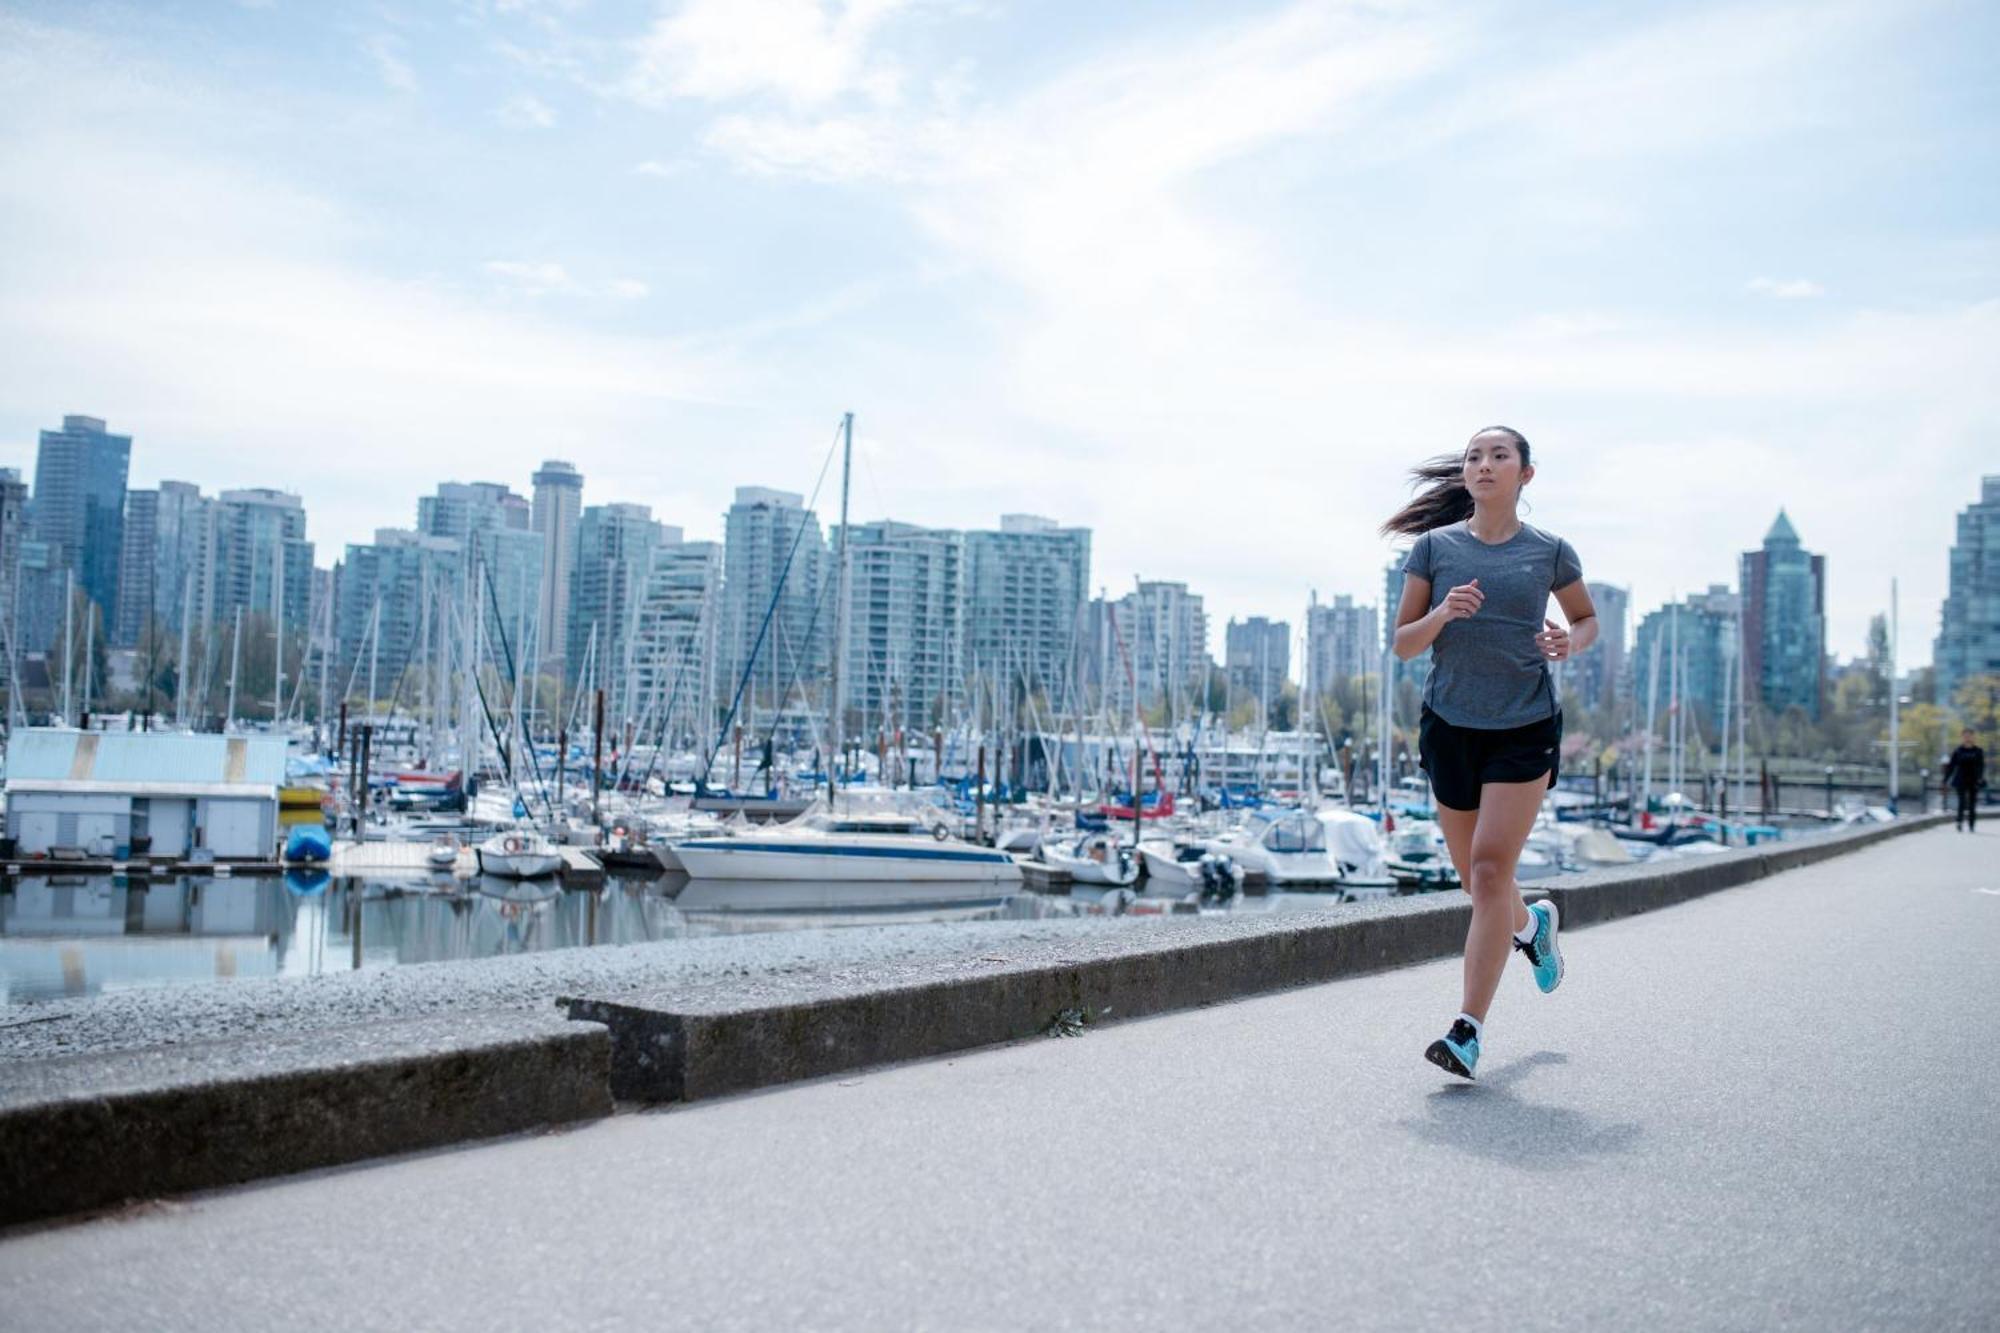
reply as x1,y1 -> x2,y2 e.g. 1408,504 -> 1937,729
1943,729 -> 1985,832
1384,426 -> 1598,1080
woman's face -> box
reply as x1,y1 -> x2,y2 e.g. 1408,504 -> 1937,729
1462,431 -> 1532,501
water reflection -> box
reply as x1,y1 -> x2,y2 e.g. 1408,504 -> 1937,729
0,870 -> 1424,1005
0,873 -> 690,1003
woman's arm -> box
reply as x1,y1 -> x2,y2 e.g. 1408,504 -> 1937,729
1536,580 -> 1599,660
1393,572 -> 1483,660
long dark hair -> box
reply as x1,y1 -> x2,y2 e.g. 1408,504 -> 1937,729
1380,426 -> 1532,537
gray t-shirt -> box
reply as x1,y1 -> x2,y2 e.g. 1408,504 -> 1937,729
1402,521 -> 1583,729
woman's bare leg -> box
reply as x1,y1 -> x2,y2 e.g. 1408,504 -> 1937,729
1458,778 -> 1545,1023
1434,803 -> 1530,936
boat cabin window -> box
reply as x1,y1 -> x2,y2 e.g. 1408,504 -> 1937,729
1264,816 -> 1326,853
813,815 -> 928,836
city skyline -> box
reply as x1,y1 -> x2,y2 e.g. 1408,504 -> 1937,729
2,2 -> 1996,670
16,408 -> 1981,703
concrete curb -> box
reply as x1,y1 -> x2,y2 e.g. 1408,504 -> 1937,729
561,814 -> 1949,1104
0,1010 -> 612,1230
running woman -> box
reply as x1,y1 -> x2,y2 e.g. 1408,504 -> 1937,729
1383,426 -> 1598,1079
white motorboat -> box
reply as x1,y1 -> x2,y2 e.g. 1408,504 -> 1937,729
1206,809 -> 1344,886
1384,819 -> 1460,890
475,828 -> 564,879
1317,807 -> 1398,890
426,834 -> 462,872
1040,830 -> 1138,887
673,810 -> 1022,884
1137,839 -> 1243,896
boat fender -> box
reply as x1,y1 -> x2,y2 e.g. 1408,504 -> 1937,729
932,823 -> 950,842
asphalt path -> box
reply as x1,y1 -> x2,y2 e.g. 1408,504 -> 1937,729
4,826 -> 1996,1331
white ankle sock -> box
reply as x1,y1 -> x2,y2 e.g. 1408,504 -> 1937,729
1455,1012 -> 1482,1038
1513,909 -> 1539,945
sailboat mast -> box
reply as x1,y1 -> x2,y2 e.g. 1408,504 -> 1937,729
827,411 -> 853,806
272,535 -> 285,725
225,604 -> 242,731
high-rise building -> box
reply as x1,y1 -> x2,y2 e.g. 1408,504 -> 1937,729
115,481 -> 222,649
1383,555 -> 1431,692
632,539 -> 721,752
1304,592 -> 1378,700
1935,475 -> 2000,708
1,468 -> 31,660
335,529 -> 462,701
112,490 -> 160,647
1224,616 -> 1289,709
1568,581 -> 1629,714
1633,585 -> 1740,733
1740,511 -> 1826,719
721,487 -> 827,708
30,415 -> 132,632
963,515 -> 1091,699
569,504 -> 669,718
418,481 -> 541,668
1098,580 -> 1206,718
531,460 -> 584,678
835,520 -> 965,734
212,489 -> 313,633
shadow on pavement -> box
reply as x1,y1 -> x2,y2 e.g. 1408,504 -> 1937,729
1399,1051 -> 1641,1170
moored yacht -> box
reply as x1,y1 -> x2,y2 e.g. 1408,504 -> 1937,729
673,809 -> 1021,883
1206,809 -> 1344,886
475,828 -> 563,879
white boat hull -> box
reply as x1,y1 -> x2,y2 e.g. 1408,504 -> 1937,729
1042,850 -> 1137,887
476,848 -> 563,879
1137,844 -> 1199,888
674,838 -> 1022,883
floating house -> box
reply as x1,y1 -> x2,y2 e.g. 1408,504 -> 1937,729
2,730 -> 287,860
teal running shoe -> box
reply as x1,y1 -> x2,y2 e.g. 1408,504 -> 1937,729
1516,898 -> 1563,993
1424,1018 -> 1480,1080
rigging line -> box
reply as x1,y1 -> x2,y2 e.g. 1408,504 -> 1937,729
757,545 -> 837,755
479,558 -> 557,822
701,416 -> 845,785
631,651 -> 691,798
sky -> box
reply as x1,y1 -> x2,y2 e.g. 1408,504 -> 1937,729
1,0 -> 1995,669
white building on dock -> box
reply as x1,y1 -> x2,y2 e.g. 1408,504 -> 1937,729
3,729 -> 287,860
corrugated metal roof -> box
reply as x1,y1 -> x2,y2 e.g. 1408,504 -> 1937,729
3,730 -> 288,788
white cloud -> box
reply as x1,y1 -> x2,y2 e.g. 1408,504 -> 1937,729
484,259 -> 576,294
623,0 -> 911,108
1748,276 -> 1827,300
362,34 -> 417,93
495,92 -> 558,129
630,158 -> 686,178
0,25 -> 742,556
669,0 -> 1992,662
484,262 -> 652,301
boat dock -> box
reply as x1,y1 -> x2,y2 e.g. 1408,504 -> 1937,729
324,840 -> 607,886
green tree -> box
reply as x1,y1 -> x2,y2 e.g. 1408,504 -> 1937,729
1953,673 -> 2000,736
1894,702 -> 1956,783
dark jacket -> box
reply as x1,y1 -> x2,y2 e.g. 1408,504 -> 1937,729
1943,744 -> 1985,792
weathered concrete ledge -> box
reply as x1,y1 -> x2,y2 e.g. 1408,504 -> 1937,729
562,814 -> 1948,1104
0,1010 -> 612,1230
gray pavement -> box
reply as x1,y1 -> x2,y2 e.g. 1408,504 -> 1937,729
3,826 -> 1996,1331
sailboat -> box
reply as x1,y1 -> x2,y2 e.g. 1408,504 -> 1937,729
673,414 -> 1022,891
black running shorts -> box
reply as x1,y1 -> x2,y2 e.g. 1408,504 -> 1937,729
1417,706 -> 1562,812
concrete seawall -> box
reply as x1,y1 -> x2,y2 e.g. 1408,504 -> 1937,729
562,814 -> 1948,1102
2,813 -> 1946,1228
